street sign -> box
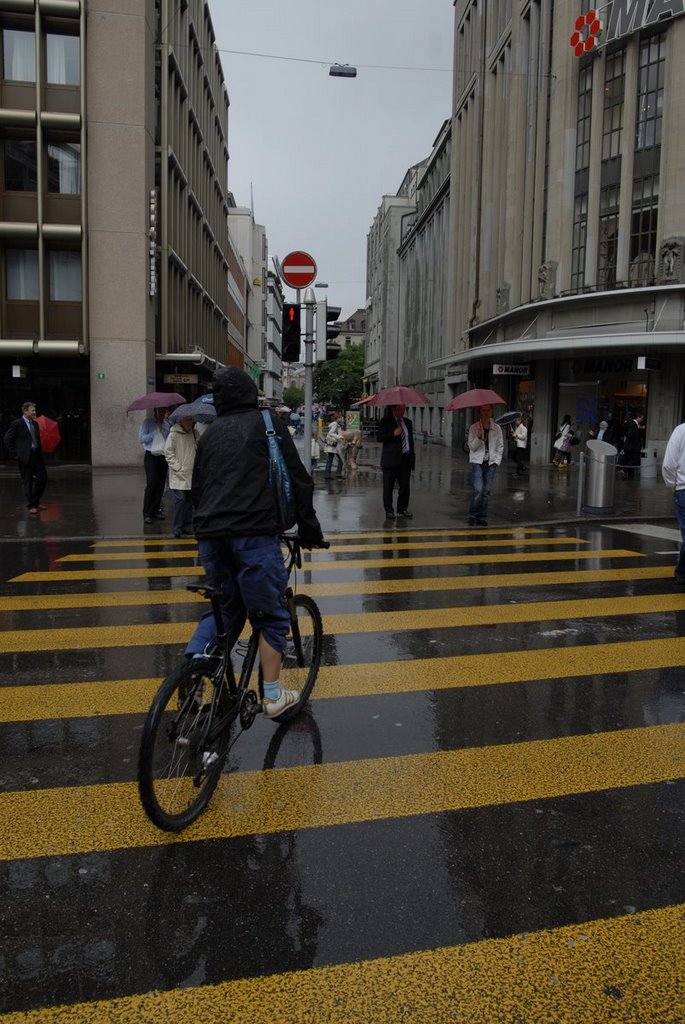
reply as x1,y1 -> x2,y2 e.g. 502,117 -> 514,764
280,251 -> 317,289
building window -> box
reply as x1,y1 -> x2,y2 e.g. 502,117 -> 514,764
571,193 -> 588,292
598,184 -> 620,290
46,33 -> 79,86
7,249 -> 39,299
3,28 -> 35,81
47,142 -> 80,193
49,250 -> 81,300
630,174 -> 659,285
575,62 -> 593,172
5,141 -> 37,191
636,35 -> 665,151
602,49 -> 625,161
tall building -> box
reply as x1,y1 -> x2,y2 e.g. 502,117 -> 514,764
439,0 -> 685,462
0,0 -> 233,466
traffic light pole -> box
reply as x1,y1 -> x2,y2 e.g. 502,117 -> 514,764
302,287 -> 316,473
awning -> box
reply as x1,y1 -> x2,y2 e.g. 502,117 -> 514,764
428,331 -> 685,370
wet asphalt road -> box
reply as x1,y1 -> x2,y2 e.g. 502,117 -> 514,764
0,520 -> 684,1022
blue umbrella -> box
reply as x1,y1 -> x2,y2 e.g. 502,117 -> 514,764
169,395 -> 216,424
496,410 -> 521,427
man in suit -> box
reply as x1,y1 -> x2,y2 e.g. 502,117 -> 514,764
3,401 -> 47,514
378,403 -> 415,519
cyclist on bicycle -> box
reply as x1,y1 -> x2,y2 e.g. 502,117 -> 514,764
186,366 -> 325,718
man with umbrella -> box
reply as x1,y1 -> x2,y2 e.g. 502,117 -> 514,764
467,404 -> 504,526
3,400 -> 48,515
378,404 -> 416,519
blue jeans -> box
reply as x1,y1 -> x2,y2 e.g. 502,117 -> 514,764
674,490 -> 685,581
469,462 -> 497,521
185,535 -> 289,656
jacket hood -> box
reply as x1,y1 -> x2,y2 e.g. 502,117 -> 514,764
212,367 -> 259,414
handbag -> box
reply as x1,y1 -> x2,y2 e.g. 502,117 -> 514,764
261,410 -> 296,531
325,429 -> 339,448
570,436 -> 580,446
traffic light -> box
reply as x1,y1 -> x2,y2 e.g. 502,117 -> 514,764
281,302 -> 301,362
316,301 -> 342,360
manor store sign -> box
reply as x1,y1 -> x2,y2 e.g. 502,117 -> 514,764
570,1 -> 685,56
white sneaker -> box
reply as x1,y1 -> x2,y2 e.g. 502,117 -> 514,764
262,688 -> 301,718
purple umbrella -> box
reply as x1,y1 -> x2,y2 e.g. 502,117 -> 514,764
126,391 -> 186,413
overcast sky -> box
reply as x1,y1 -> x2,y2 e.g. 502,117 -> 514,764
211,1 -> 455,321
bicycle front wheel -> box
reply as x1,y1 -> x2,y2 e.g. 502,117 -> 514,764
137,659 -> 231,832
271,594 -> 323,722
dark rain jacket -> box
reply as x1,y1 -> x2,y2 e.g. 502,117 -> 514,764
191,367 -> 323,543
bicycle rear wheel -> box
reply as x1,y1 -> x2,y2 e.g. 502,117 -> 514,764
137,659 -> 231,832
271,594 -> 323,722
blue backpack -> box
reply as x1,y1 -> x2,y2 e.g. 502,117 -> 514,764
261,410 -> 296,531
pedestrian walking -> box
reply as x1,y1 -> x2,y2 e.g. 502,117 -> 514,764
552,414 -> 574,467
139,407 -> 170,523
511,415 -> 528,476
3,401 -> 47,514
164,416 -> 199,537
323,412 -> 344,480
467,404 -> 503,526
378,403 -> 415,519
620,410 -> 642,479
662,420 -> 685,585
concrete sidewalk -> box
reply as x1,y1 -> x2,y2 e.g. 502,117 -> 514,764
0,440 -> 676,540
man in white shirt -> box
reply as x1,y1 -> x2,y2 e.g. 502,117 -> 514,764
467,404 -> 504,526
662,421 -> 685,584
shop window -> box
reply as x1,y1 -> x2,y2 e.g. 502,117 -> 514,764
46,33 -> 79,86
7,248 -> 38,299
636,34 -> 665,152
602,48 -> 625,162
47,142 -> 80,194
2,28 -> 35,82
49,250 -> 81,301
630,174 -> 659,285
598,184 -> 620,290
5,140 -> 37,191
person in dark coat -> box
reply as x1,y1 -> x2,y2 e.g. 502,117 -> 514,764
378,404 -> 415,519
186,367 -> 325,718
621,411 -> 642,479
3,400 -> 47,514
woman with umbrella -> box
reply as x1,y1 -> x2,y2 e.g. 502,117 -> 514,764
163,397 -> 216,536
164,415 -> 199,537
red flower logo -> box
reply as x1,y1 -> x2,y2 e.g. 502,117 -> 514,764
569,9 -> 602,57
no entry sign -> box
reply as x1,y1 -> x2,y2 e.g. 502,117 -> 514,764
280,251 -> 317,289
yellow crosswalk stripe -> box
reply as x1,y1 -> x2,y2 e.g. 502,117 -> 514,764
1,591 -> 683,653
0,723 -> 682,861
1,902 -> 680,1024
3,634 -> 685,723
90,527 -> 548,547
9,547 -> 645,582
58,537 -> 591,562
0,565 -> 674,613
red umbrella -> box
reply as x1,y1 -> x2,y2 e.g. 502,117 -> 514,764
35,415 -> 61,453
359,385 -> 431,407
126,391 -> 186,412
445,388 -> 506,412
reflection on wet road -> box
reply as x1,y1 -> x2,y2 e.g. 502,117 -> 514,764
0,525 -> 683,1021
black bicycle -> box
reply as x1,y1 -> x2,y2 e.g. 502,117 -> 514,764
137,534 -> 327,832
